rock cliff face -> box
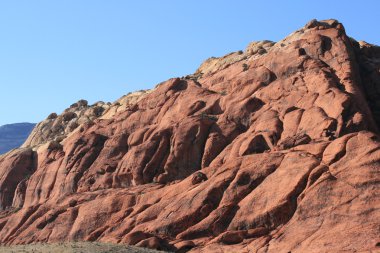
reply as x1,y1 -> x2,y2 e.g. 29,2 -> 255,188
0,123 -> 35,154
0,19 -> 379,252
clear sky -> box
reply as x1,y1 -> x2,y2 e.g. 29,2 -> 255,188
0,0 -> 379,125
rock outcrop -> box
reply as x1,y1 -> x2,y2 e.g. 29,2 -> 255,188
22,100 -> 110,148
0,19 -> 379,252
23,90 -> 153,149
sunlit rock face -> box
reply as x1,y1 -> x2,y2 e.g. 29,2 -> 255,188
0,19 -> 379,253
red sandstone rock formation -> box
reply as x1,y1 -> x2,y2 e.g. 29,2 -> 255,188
0,19 -> 379,252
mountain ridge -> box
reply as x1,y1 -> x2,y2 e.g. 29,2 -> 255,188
0,123 -> 35,155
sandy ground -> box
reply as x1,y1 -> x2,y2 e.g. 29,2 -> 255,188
0,242 -> 169,253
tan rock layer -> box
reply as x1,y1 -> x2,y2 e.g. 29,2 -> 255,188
0,19 -> 379,252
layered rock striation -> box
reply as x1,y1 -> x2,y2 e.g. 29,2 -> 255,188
0,19 -> 379,252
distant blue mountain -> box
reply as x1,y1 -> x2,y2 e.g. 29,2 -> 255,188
0,123 -> 36,154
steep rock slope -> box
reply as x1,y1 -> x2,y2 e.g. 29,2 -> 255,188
0,19 -> 379,252
0,123 -> 35,154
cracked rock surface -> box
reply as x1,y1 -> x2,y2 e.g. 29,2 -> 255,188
0,19 -> 379,252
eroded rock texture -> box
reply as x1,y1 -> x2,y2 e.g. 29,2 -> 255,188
0,19 -> 379,252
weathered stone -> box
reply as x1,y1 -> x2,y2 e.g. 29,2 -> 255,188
0,19 -> 378,253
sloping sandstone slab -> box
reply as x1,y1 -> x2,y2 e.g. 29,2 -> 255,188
0,19 -> 379,252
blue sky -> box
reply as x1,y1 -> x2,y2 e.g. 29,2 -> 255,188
0,1 -> 379,125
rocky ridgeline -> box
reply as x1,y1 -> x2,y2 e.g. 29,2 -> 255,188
0,19 -> 379,252
22,100 -> 110,148
0,123 -> 35,154
22,90 -> 152,148
193,40 -> 275,77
